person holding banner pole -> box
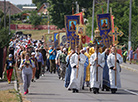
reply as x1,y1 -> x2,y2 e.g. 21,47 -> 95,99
68,46 -> 86,93
107,46 -> 123,94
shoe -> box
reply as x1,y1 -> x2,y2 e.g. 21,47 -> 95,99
93,90 -> 96,94
76,89 -> 79,93
68,88 -> 71,91
106,88 -> 110,91
24,91 -> 27,95
26,89 -> 29,93
8,80 -> 11,84
31,79 -> 34,82
82,86 -> 84,90
90,88 -> 92,92
72,89 -> 76,93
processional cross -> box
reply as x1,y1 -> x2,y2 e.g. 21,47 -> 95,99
108,27 -> 124,86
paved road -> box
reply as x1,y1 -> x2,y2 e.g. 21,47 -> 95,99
22,68 -> 138,102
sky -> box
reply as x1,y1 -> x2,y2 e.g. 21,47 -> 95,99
0,0 -> 32,5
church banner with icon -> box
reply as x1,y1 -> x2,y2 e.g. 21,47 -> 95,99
65,15 -> 80,49
59,31 -> 67,47
45,33 -> 54,48
53,32 -> 59,48
97,13 -> 112,47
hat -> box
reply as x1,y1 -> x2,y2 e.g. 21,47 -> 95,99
83,47 -> 86,51
63,48 -> 66,51
9,54 -> 13,58
31,52 -> 35,55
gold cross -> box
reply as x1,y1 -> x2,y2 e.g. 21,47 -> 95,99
108,27 -> 124,44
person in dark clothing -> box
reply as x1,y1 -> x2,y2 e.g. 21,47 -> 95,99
4,54 -> 15,84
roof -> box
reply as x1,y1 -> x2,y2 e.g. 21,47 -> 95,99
22,6 -> 37,9
0,1 -> 22,15
37,3 -> 48,13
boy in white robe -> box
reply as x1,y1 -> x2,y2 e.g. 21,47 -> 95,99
107,47 -> 123,94
90,46 -> 105,94
68,46 -> 86,93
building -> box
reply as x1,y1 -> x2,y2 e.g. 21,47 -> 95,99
0,1 -> 22,15
22,6 -> 37,11
37,3 -> 48,15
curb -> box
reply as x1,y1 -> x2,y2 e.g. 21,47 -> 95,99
120,65 -> 138,73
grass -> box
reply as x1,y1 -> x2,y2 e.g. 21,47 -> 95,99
0,89 -> 19,102
19,30 -> 56,40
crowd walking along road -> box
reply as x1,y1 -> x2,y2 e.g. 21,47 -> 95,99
1,34 -> 138,102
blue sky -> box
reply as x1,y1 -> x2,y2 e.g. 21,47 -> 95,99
0,0 -> 32,4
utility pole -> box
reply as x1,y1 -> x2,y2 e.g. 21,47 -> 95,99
107,0 -> 109,13
91,0 -> 95,41
128,0 -> 132,51
4,0 -> 6,28
9,3 -> 11,35
76,1 -> 79,13
72,3 -> 74,15
47,3 -> 50,34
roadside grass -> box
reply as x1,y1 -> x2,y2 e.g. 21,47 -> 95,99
0,89 -> 19,102
21,30 -> 57,40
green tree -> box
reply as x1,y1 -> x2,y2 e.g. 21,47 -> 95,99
29,11 -> 42,28
32,0 -> 47,8
0,28 -> 12,48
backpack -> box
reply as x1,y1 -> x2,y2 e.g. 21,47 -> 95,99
23,59 -> 32,65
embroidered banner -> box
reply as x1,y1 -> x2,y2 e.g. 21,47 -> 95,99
53,32 -> 59,48
65,15 -> 80,49
97,13 -> 112,47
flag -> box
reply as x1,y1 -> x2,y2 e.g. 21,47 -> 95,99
65,15 -> 80,49
97,13 -> 112,47
74,12 -> 84,24
54,32 -> 59,48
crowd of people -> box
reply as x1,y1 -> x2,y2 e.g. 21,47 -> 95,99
5,34 -> 134,95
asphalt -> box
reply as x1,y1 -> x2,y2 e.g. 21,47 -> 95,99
20,65 -> 138,102
0,80 -> 14,91
120,63 -> 138,73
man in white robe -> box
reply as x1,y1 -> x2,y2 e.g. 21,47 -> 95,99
107,47 -> 123,94
68,46 -> 86,93
90,46 -> 105,94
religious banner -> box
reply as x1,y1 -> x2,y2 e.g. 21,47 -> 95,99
53,32 -> 59,48
58,31 -> 67,47
97,13 -> 112,47
74,12 -> 84,24
76,23 -> 86,44
45,33 -> 54,48
65,15 -> 80,49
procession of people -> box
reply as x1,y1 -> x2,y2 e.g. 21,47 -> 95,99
3,33 -> 131,95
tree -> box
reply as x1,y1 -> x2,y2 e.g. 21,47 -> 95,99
86,0 -> 138,48
32,0 -> 47,8
29,11 -> 42,28
0,28 -> 12,48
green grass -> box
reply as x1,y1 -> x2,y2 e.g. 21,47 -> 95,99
15,30 -> 57,40
0,89 -> 20,102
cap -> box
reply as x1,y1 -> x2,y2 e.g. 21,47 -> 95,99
9,54 -> 13,58
83,47 -> 86,51
63,48 -> 66,51
31,52 -> 35,55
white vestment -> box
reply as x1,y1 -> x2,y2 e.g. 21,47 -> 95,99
90,52 -> 105,88
68,53 -> 86,90
107,53 -> 123,89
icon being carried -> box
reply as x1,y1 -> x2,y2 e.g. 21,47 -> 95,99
101,19 -> 108,29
